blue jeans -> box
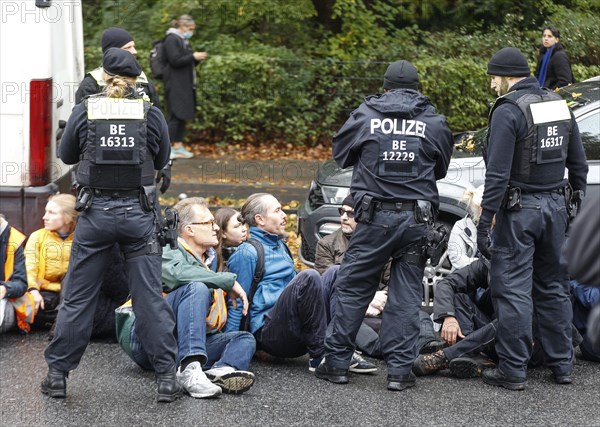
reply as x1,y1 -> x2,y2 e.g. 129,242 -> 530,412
131,282 -> 256,370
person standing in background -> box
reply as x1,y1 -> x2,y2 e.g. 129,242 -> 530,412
163,15 -> 208,159
534,26 -> 575,90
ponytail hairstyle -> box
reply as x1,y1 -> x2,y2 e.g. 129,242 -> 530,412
102,74 -> 138,99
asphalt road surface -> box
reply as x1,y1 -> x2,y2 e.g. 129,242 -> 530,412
1,331 -> 599,426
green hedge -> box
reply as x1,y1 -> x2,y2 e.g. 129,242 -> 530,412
82,23 -> 599,144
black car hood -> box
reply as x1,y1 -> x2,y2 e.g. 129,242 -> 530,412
317,160 -> 353,186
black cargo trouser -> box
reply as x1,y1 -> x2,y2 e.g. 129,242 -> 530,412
45,195 -> 178,375
491,191 -> 573,379
324,208 -> 427,377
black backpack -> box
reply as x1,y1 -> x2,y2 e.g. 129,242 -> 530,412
239,238 -> 293,332
149,38 -> 166,79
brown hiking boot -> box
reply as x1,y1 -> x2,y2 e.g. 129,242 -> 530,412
412,350 -> 449,376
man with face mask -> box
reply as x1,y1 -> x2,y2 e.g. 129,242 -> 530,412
478,47 -> 587,390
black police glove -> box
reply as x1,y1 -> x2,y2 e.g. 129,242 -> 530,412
156,162 -> 172,194
571,189 -> 584,218
476,210 -> 494,260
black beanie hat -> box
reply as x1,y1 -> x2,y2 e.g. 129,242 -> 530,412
101,27 -> 134,53
383,60 -> 419,90
342,194 -> 354,208
487,47 -> 531,77
102,48 -> 142,78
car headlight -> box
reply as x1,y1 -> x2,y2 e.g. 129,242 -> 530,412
321,186 -> 350,205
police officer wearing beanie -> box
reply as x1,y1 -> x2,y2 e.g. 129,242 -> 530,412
75,27 -> 161,108
42,48 -> 182,403
315,60 -> 454,391
478,47 -> 588,390
77,28 -> 170,199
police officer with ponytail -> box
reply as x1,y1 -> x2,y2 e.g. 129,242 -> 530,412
478,47 -> 588,390
42,48 -> 182,403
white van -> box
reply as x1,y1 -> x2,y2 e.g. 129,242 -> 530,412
0,0 -> 84,234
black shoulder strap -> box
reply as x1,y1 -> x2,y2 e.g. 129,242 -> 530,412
240,238 -> 265,331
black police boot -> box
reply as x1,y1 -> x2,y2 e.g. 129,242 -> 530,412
387,372 -> 416,391
482,368 -> 525,391
41,368 -> 68,398
156,372 -> 183,403
419,340 -> 447,355
553,371 -> 573,385
315,359 -> 349,384
449,355 -> 496,379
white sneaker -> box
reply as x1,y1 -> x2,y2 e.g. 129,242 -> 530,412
176,361 -> 222,399
170,146 -> 194,159
204,365 -> 255,395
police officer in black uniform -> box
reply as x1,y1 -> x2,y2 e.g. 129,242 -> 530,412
75,27 -> 161,108
42,48 -> 182,403
477,47 -> 588,390
315,60 -> 454,391
74,27 -> 171,194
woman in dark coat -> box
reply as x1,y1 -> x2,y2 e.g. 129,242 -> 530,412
163,15 -> 207,159
534,26 -> 575,90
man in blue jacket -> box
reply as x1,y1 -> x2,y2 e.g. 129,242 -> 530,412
226,193 -> 375,373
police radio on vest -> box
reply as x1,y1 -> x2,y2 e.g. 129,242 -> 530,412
370,118 -> 426,137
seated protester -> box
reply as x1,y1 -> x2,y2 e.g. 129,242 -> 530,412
25,195 -> 78,330
570,281 -> 600,362
127,197 -> 256,398
214,208 -> 247,272
413,258 -> 497,378
92,243 -> 130,340
225,193 -> 348,373
0,215 -> 32,333
314,194 -> 444,361
564,194 -> 600,355
447,185 -> 484,271
24,195 -> 124,337
413,258 -> 581,378
75,27 -> 160,108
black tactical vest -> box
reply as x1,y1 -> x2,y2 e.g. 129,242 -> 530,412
488,89 -> 572,186
78,96 -> 155,190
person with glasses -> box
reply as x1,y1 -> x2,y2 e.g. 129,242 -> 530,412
137,196 -> 256,398
315,194 -> 444,365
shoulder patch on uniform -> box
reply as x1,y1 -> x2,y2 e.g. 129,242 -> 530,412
529,99 -> 570,124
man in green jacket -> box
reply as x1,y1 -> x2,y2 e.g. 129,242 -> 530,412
129,197 -> 256,398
